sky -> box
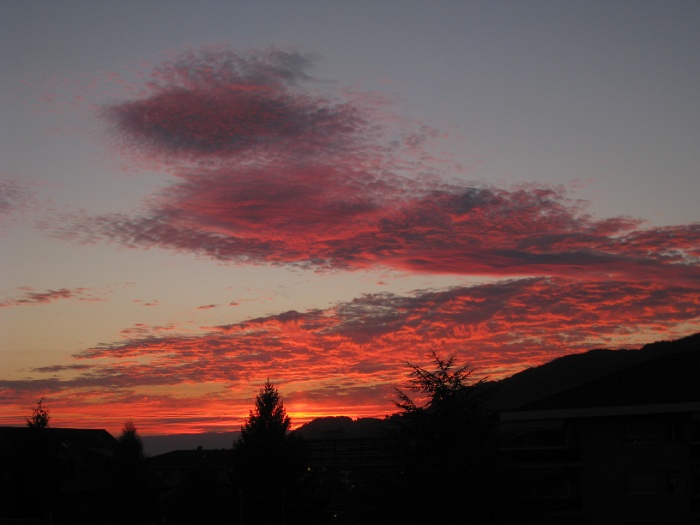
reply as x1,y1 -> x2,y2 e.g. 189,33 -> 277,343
1,0 -> 699,435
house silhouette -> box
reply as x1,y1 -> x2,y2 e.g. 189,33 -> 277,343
0,427 -> 120,524
500,348 -> 700,524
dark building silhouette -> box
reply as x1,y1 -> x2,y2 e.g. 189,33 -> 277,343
0,427 -> 121,524
148,447 -> 231,525
500,349 -> 700,524
294,417 -> 391,476
148,446 -> 231,491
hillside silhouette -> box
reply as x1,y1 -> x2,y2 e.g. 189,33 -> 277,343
140,333 -> 700,454
485,332 -> 700,411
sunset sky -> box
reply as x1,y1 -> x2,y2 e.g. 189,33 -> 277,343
1,1 -> 699,435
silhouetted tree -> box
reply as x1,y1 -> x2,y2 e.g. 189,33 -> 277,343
239,381 -> 291,445
113,421 -> 151,524
387,352 -> 505,524
27,397 -> 50,429
232,381 -> 306,523
12,398 -> 64,522
117,421 -> 145,462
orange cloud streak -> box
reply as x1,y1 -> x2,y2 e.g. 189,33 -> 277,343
1,278 -> 697,434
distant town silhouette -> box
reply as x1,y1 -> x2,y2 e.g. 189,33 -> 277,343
2,332 -> 699,524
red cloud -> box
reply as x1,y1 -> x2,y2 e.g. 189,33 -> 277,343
2,277 -> 697,433
48,49 -> 698,286
58,178 -> 700,283
103,49 -> 371,166
0,287 -> 102,308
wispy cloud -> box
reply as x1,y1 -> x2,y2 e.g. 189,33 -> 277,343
133,299 -> 160,307
2,277 -> 697,432
0,287 -> 104,308
83,277 -> 699,371
196,304 -> 219,310
49,49 -> 699,286
0,178 -> 31,231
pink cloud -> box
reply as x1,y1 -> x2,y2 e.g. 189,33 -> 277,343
102,49 -> 372,166
57,179 -> 700,284
46,48 -> 698,287
0,287 -> 103,308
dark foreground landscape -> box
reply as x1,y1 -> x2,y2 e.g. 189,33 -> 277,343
2,333 -> 699,524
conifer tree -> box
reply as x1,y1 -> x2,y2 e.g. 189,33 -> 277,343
239,381 -> 290,446
233,381 -> 304,491
114,421 -> 150,524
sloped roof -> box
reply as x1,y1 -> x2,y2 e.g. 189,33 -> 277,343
148,447 -> 231,468
0,427 -> 120,492
0,426 -> 118,452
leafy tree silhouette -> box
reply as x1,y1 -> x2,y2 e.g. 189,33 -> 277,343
27,397 -> 50,429
232,381 -> 306,523
386,352 -> 506,524
117,421 -> 145,461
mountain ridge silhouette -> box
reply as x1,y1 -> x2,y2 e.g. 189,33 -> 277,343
143,332 -> 699,453
485,332 -> 700,411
